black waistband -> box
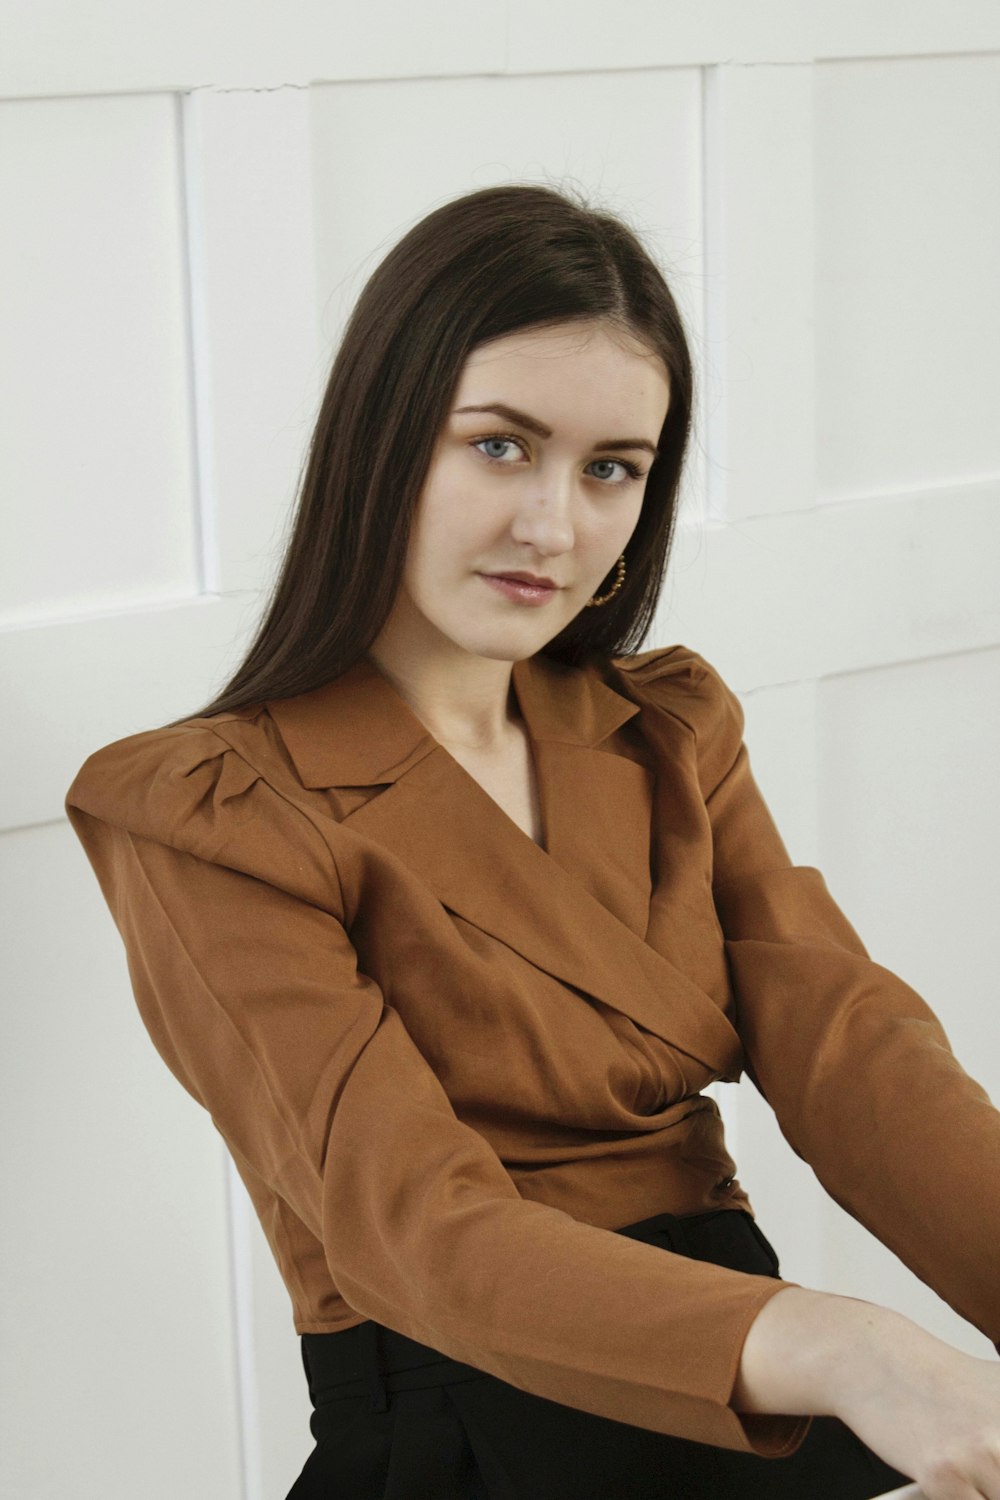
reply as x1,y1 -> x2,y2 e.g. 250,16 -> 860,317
300,1206 -> 779,1413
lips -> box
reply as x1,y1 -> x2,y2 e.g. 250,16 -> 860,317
486,573 -> 558,589
480,574 -> 559,606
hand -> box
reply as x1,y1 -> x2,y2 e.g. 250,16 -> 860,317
734,1287 -> 1000,1498
833,1304 -> 1000,1500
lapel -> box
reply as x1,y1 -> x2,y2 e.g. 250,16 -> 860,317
264,652 -> 742,1076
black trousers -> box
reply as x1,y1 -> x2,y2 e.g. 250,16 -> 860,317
286,1208 -> 911,1499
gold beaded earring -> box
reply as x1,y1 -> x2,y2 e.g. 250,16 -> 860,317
585,554 -> 626,607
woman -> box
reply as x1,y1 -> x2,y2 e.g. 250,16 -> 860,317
65,183 -> 1000,1499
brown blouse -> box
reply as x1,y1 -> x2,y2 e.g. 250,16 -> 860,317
63,644 -> 1000,1456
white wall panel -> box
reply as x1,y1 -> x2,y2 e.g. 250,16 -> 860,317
180,88 -> 324,594
1,0 -> 505,100
507,0 -> 1000,74
308,67 -> 708,519
651,479 -> 1000,686
5,0 -> 1000,98
0,822 -> 243,1499
815,54 -> 1000,501
818,646 -> 1000,1116
0,93 -> 198,626
702,65 -> 816,520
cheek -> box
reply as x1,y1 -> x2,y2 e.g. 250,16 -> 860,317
583,498 -> 645,558
404,481 -> 479,583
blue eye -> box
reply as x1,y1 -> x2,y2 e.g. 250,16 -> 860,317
589,457 -> 644,484
471,434 -> 645,485
478,437 -> 518,462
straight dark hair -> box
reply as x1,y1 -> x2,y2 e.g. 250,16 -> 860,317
169,182 -> 695,725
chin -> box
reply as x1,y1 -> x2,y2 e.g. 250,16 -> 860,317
460,640 -> 530,663
440,630 -> 543,664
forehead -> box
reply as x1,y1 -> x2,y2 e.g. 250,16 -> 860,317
461,319 -> 658,373
453,324 -> 670,430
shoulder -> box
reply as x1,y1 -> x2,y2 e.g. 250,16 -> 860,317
63,708 -> 344,906
63,705 -> 327,879
610,643 -> 744,735
65,713 -> 252,828
607,644 -> 746,795
64,706 -> 343,908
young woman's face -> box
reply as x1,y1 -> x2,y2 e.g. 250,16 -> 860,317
387,318 -> 671,668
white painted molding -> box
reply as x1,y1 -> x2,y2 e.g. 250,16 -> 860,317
225,1152 -> 264,1500
702,65 -> 817,523
4,1 -> 1000,98
180,88 -> 324,596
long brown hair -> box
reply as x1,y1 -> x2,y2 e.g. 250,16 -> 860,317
169,182 -> 695,724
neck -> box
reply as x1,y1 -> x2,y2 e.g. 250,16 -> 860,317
365,641 -> 523,752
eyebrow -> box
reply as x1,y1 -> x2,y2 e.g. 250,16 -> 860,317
453,402 -> 661,460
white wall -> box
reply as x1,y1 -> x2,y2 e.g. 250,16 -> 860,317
3,4 -> 999,1496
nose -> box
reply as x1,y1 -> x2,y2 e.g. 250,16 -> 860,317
508,468 -> 577,556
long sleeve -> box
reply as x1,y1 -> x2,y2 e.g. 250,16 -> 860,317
64,722 -> 807,1456
635,647 -> 1000,1349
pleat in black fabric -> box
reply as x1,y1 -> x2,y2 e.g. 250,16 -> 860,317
284,1208 -> 910,1500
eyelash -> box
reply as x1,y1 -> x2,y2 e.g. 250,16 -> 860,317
470,433 -> 646,485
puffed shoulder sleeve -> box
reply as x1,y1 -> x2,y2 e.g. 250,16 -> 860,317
64,719 -> 812,1455
629,646 -> 1000,1351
